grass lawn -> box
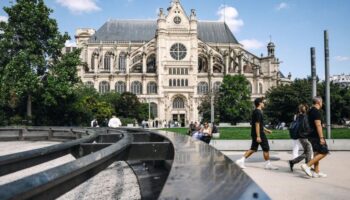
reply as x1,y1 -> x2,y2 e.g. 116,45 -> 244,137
159,127 -> 350,139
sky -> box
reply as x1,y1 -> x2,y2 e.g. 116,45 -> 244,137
0,0 -> 349,79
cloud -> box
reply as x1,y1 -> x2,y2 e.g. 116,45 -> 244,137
334,56 -> 350,62
65,40 -> 77,47
0,16 -> 8,22
56,0 -> 100,13
276,2 -> 288,10
239,39 -> 264,50
217,5 -> 244,33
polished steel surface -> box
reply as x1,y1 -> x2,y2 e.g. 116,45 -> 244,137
152,129 -> 270,200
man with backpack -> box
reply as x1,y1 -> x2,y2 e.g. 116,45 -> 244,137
288,104 -> 313,172
301,96 -> 329,178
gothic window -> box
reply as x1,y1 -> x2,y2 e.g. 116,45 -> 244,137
169,69 -> 172,75
85,81 -> 94,88
131,81 -> 142,95
198,56 -> 208,73
147,82 -> 157,94
169,79 -> 172,86
213,81 -> 221,92
259,83 -> 263,94
147,54 -> 156,73
197,82 -> 209,95
173,97 -> 185,109
115,81 -> 126,94
248,82 -> 253,94
91,55 -> 95,71
104,52 -> 112,71
119,52 -> 126,73
99,81 -> 110,94
170,43 -> 187,60
185,68 -> 188,74
181,79 -> 184,86
185,79 -> 188,86
177,79 -> 180,86
150,102 -> 158,118
173,79 -> 176,86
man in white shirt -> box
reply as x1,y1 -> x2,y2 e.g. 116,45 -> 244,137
108,115 -> 122,128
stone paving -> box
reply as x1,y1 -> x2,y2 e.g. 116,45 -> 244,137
223,151 -> 350,200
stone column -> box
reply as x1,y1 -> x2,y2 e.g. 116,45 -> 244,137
142,53 -> 147,74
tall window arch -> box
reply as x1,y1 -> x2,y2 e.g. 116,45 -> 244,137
173,97 -> 185,109
131,81 -> 142,95
91,52 -> 98,71
248,82 -> 253,94
197,82 -> 209,94
259,83 -> 263,94
115,81 -> 126,93
99,81 -> 110,94
213,81 -> 221,92
147,82 -> 157,94
198,56 -> 208,73
104,52 -> 113,71
147,54 -> 156,73
119,52 -> 126,73
150,102 -> 158,118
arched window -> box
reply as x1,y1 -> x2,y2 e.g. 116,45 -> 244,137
169,79 -> 172,87
248,82 -> 253,94
99,81 -> 110,94
91,51 -> 98,71
213,81 -> 221,92
177,79 -> 180,86
115,81 -> 126,94
173,79 -> 176,87
147,82 -> 157,94
147,54 -> 156,73
185,79 -> 188,86
85,81 -> 94,88
197,82 -> 209,94
104,52 -> 112,71
173,97 -> 185,109
259,83 -> 263,94
150,102 -> 158,118
181,79 -> 184,86
119,52 -> 126,73
198,56 -> 208,73
131,81 -> 142,95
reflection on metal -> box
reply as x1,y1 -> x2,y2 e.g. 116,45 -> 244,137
0,127 -> 270,200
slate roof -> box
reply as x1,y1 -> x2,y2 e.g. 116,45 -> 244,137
89,20 -> 239,44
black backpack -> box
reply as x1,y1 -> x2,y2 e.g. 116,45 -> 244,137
298,114 -> 312,138
289,119 -> 300,139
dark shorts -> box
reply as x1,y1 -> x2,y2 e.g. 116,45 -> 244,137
309,138 -> 329,154
250,134 -> 270,152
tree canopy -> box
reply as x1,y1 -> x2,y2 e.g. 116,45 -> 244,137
0,0 -> 81,125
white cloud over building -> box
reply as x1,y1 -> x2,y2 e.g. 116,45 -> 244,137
56,0 -> 101,13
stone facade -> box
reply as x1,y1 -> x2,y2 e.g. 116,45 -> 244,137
74,0 -> 290,126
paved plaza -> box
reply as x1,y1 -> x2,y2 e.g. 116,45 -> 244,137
1,141 -> 349,199
223,151 -> 350,200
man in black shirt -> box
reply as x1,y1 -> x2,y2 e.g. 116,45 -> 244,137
301,96 -> 328,178
236,97 -> 278,170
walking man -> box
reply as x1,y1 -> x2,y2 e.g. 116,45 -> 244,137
236,97 -> 278,170
301,96 -> 328,177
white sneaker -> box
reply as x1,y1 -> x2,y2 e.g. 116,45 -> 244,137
301,164 -> 312,177
235,159 -> 246,169
312,171 -> 327,178
264,162 -> 278,170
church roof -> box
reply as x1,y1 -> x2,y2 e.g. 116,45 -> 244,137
89,20 -> 239,44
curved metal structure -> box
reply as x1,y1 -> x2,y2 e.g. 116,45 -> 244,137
0,127 -> 269,200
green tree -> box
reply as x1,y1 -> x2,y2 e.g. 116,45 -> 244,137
217,75 -> 252,123
265,79 -> 312,125
318,83 -> 350,124
198,91 -> 220,123
0,0 -> 81,125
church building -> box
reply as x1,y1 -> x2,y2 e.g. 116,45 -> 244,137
74,0 -> 290,126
